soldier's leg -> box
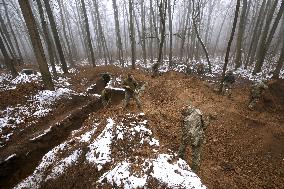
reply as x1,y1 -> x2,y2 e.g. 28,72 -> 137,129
178,136 -> 189,159
227,84 -> 232,97
249,97 -> 259,110
134,94 -> 142,109
191,143 -> 202,173
124,91 -> 131,108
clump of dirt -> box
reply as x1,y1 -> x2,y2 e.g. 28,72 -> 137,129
261,79 -> 284,111
0,82 -> 41,109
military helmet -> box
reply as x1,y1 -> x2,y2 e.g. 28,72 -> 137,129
182,105 -> 202,116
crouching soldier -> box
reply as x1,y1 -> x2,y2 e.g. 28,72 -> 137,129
122,74 -> 142,109
196,64 -> 205,75
222,70 -> 235,97
248,80 -> 268,110
178,105 -> 208,173
101,88 -> 112,107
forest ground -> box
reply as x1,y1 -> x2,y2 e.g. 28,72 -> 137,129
0,64 -> 283,189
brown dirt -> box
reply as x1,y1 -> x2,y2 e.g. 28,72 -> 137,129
1,66 -> 283,189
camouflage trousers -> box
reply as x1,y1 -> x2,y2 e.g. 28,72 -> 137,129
248,96 -> 260,110
124,91 -> 141,109
178,138 -> 203,173
222,82 -> 232,97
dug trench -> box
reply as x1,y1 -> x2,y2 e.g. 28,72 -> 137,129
0,88 -> 125,189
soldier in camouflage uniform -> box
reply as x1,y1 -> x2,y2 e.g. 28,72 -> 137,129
101,88 -> 112,107
178,105 -> 208,173
196,64 -> 205,75
248,80 -> 268,110
222,70 -> 235,97
122,74 -> 142,109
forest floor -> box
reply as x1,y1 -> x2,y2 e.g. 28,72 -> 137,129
0,63 -> 283,189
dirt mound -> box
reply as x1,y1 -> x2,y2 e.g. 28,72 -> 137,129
0,82 -> 41,109
259,79 -> 284,111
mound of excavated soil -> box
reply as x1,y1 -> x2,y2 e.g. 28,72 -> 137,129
0,82 -> 41,109
260,79 -> 284,111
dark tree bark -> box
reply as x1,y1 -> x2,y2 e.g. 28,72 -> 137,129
235,0 -> 248,69
192,0 -> 212,73
253,0 -> 284,74
272,40 -> 284,79
81,0 -> 96,66
0,34 -> 18,77
36,0 -> 57,77
168,0 -> 173,68
18,0 -> 54,90
219,0 -> 241,93
129,0 -> 136,69
112,0 -> 124,66
43,0 -> 68,73
2,0 -> 23,64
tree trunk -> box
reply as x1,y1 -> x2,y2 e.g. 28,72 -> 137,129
112,0 -> 124,66
81,0 -> 96,66
36,0 -> 57,77
140,0 -> 147,65
192,0 -> 212,73
253,0 -> 283,74
0,34 -> 18,77
43,0 -> 68,73
2,0 -> 24,64
18,0 -> 54,90
219,0 -> 241,93
272,40 -> 284,79
168,0 -> 173,68
235,0 -> 248,69
129,0 -> 136,69
244,0 -> 267,68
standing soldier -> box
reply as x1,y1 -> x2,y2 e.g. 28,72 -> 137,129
122,74 -> 142,109
101,88 -> 112,107
248,80 -> 268,110
178,105 -> 208,173
222,70 -> 235,97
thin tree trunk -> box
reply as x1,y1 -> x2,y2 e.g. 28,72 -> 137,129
36,0 -> 57,77
219,0 -> 241,93
235,0 -> 248,69
2,0 -> 23,64
168,0 -> 173,68
192,0 -> 212,73
140,0 -> 147,65
81,0 -> 96,66
18,0 -> 54,90
253,0 -> 284,74
272,40 -> 284,79
43,0 -> 68,73
129,0 -> 136,69
0,34 -> 18,77
112,0 -> 124,66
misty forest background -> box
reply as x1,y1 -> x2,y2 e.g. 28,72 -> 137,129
0,0 -> 284,90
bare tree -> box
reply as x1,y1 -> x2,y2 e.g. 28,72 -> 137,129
43,0 -> 68,73
219,0 -> 241,93
129,0 -> 136,69
253,0 -> 284,74
192,0 -> 212,73
18,0 -> 54,90
0,34 -> 18,77
112,0 -> 124,66
235,0 -> 248,69
272,39 -> 284,78
80,0 -> 96,66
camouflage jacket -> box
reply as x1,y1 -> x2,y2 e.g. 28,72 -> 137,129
182,109 -> 207,146
223,73 -> 235,84
251,81 -> 268,98
122,77 -> 138,93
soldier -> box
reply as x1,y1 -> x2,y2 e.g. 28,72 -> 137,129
248,80 -> 268,110
221,70 -> 235,97
185,65 -> 193,75
122,74 -> 142,109
196,64 -> 205,75
178,105 -> 208,173
101,88 -> 112,107
100,73 -> 111,86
